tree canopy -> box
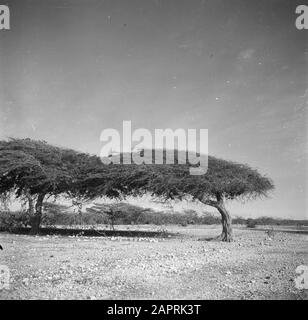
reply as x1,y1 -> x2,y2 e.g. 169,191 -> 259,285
0,138 -> 98,233
90,149 -> 274,202
0,138 -> 78,196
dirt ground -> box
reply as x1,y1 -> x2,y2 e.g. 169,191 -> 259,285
0,225 -> 307,300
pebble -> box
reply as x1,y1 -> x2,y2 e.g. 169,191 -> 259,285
22,278 -> 30,286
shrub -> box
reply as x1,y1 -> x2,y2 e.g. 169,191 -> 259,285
0,210 -> 31,231
246,218 -> 257,228
265,227 -> 276,238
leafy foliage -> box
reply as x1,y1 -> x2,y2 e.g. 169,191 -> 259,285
0,138 -> 101,200
92,149 -> 275,205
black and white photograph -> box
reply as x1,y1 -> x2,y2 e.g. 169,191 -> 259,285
0,0 -> 307,304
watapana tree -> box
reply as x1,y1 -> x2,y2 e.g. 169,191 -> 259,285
93,149 -> 275,242
0,138 -> 99,234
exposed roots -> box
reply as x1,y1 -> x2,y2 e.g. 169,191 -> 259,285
216,232 -> 233,242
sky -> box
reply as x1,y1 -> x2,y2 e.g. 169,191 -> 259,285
0,0 -> 307,219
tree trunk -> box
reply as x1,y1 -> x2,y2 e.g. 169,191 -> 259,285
216,202 -> 233,242
30,193 -> 45,235
27,195 -> 34,216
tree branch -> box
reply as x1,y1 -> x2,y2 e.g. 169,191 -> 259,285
200,197 -> 218,208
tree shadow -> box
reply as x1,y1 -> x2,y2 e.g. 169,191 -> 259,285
197,235 -> 221,242
0,226 -> 174,238
249,227 -> 308,235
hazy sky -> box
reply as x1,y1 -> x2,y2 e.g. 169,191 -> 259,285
0,0 -> 307,219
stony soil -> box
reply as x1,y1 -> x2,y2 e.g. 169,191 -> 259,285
0,225 -> 307,300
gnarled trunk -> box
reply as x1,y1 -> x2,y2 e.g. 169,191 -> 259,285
30,193 -> 45,235
201,195 -> 234,242
216,202 -> 233,242
27,194 -> 34,216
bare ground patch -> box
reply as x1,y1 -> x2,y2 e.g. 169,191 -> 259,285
0,225 -> 307,300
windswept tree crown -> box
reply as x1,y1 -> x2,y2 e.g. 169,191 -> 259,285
95,149 -> 275,204
0,138 -> 97,197
0,141 -> 274,205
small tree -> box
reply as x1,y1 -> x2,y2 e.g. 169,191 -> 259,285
0,138 -> 97,234
88,203 -> 123,231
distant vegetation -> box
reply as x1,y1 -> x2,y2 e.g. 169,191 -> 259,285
0,202 -> 307,232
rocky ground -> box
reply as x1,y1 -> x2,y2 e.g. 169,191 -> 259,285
0,225 -> 307,300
